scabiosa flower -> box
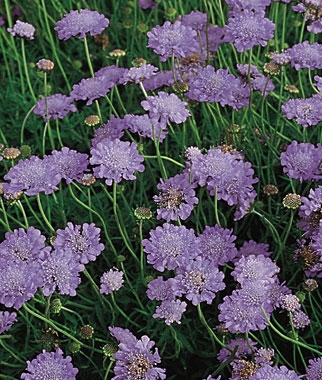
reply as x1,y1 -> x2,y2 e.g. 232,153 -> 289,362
290,309 -> 310,329
0,261 -> 43,309
305,357 -> 322,380
218,289 -> 270,333
109,327 -> 166,380
54,9 -> 109,40
197,225 -> 238,265
142,69 -> 177,92
280,141 -> 322,182
286,40 -> 322,70
147,20 -> 199,61
53,222 -> 104,264
217,337 -> 258,362
237,63 -> 275,97
249,364 -> 302,379
123,114 -> 168,142
231,254 -> 280,286
45,147 -> 89,184
141,91 -> 190,126
99,268 -> 124,295
0,311 -> 17,334
186,65 -> 249,108
153,173 -> 198,222
223,10 -> 275,52
234,240 -> 272,263
91,115 -> 126,147
120,64 -> 159,84
41,248 -> 84,296
279,294 -> 301,312
281,95 -> 322,127
90,138 -> 145,186
33,94 -> 77,121
180,10 -> 208,30
70,76 -> 115,106
225,0 -> 272,13
153,299 -> 187,325
176,256 -> 225,305
298,186 -> 322,237
21,348 -> 78,380
7,20 -> 35,39
146,276 -> 183,301
3,155 -> 61,196
138,0 -> 157,9
0,226 -> 50,266
142,223 -> 200,272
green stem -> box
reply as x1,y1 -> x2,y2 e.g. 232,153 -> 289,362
36,193 -> 55,234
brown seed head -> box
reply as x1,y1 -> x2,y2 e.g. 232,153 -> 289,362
84,115 -> 100,127
2,147 -> 21,160
263,184 -> 279,196
36,59 -> 55,72
283,193 -> 301,209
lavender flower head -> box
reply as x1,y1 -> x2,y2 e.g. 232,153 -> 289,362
123,114 -> 168,142
33,94 -> 77,121
223,10 -> 275,52
237,63 -> 275,97
90,138 -> 145,186
147,20 -> 199,61
153,173 -> 198,222
176,255 -> 225,305
298,186 -> 322,237
234,240 -> 271,263
249,364 -> 302,379
45,147 -> 89,184
226,0 -> 272,13
0,311 -> 17,334
54,9 -> 109,40
146,276 -> 183,301
280,140 -> 322,182
217,337 -> 257,362
21,348 -> 78,380
100,268 -> 124,295
0,226 -> 49,266
3,155 -> 61,196
91,115 -> 126,147
290,309 -> 310,329
286,41 -> 322,70
305,357 -> 322,380
53,222 -> 104,264
281,95 -> 322,127
153,299 -> 187,325
7,20 -> 35,39
141,91 -> 190,126
180,10 -> 208,30
41,248 -> 85,296
197,225 -> 238,265
120,64 -> 159,84
109,327 -> 166,380
142,223 -> 200,272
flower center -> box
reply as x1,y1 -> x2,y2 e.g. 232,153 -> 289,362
127,353 -> 153,379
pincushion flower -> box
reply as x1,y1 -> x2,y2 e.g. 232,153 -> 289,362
180,10 -> 208,30
21,348 -> 78,380
223,10 -> 275,52
54,9 -> 109,40
90,138 -> 145,186
225,0 -> 272,13
197,225 -> 238,265
176,256 -> 226,305
142,223 -> 200,272
7,20 -> 35,39
249,364 -> 302,379
99,268 -> 124,295
70,76 -> 115,105
280,141 -> 322,182
0,261 -> 43,309
123,114 -> 168,142
45,147 -> 89,184
141,91 -> 190,126
286,40 -> 322,70
281,95 -> 322,127
142,69 -> 177,91
305,357 -> 322,380
0,311 -> 17,334
217,337 -> 258,362
234,240 -> 271,263
237,63 -> 275,97
3,155 -> 61,196
91,115 -> 126,147
298,186 -> 322,237
153,173 -> 198,222
120,64 -> 159,84
146,276 -> 183,301
33,94 -> 77,121
186,65 -> 250,110
153,299 -> 187,325
0,226 -> 49,266
109,327 -> 166,380
290,309 -> 310,329
41,248 -> 85,296
53,222 -> 104,264
147,20 -> 199,61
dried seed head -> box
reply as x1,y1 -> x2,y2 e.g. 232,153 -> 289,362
2,147 -> 21,160
84,115 -> 100,126
282,193 -> 301,209
81,173 -> 96,186
263,62 -> 280,76
303,278 -> 318,292
263,184 -> 279,196
40,328 -> 59,350
284,84 -> 299,94
36,59 -> 55,72
109,49 -> 126,58
102,343 -> 118,357
132,58 -> 147,67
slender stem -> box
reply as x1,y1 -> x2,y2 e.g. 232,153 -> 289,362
21,38 -> 36,103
